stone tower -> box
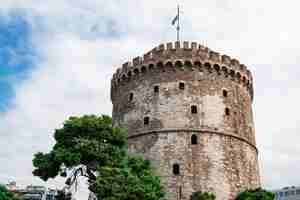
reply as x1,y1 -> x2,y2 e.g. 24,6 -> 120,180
110,41 -> 260,200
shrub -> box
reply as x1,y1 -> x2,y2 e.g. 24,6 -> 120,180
190,191 -> 216,200
235,188 -> 275,200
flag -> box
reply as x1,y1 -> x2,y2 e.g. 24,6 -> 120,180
172,14 -> 178,25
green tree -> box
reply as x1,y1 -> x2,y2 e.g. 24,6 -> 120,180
235,188 -> 274,200
0,185 -> 20,200
190,191 -> 216,200
32,115 -> 164,200
33,115 -> 127,182
90,156 -> 164,200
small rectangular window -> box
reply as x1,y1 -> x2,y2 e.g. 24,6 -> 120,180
191,134 -> 198,145
154,86 -> 159,93
144,117 -> 149,125
225,108 -> 230,116
179,82 -> 185,90
173,164 -> 180,175
191,105 -> 197,114
223,89 -> 228,97
129,93 -> 133,101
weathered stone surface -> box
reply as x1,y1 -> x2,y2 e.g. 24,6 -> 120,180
111,41 -> 260,200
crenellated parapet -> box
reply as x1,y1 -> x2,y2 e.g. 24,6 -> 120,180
111,41 -> 254,100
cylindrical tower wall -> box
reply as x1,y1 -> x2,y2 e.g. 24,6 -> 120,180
111,41 -> 260,200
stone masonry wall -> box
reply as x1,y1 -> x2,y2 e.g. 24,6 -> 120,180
110,41 -> 260,200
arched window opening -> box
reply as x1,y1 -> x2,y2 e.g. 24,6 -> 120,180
179,82 -> 185,90
230,70 -> 235,78
175,61 -> 183,68
242,76 -> 246,84
204,62 -> 212,73
133,68 -> 139,75
184,61 -> 192,67
194,61 -> 202,67
149,64 -> 154,70
144,117 -> 149,125
222,66 -> 228,77
129,93 -> 134,101
204,62 -> 211,68
173,164 -> 180,175
191,134 -> 198,145
223,89 -> 228,97
157,62 -> 164,68
166,61 -> 173,68
213,64 -> 220,72
141,66 -> 147,73
225,108 -> 230,116
154,85 -> 159,93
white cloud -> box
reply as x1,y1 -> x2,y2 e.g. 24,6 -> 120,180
1,0 -> 300,195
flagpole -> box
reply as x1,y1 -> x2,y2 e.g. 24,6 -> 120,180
177,5 -> 180,42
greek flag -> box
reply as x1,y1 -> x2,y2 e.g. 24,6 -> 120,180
172,14 -> 178,25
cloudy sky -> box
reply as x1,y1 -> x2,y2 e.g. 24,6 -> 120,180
0,0 -> 300,196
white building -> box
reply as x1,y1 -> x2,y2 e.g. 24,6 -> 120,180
273,186 -> 300,200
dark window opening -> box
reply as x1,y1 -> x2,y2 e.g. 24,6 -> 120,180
191,105 -> 197,114
133,68 -> 139,75
129,93 -> 133,101
223,90 -> 228,97
179,186 -> 182,200
225,108 -> 230,116
173,164 -> 180,175
191,134 -> 198,145
144,117 -> 149,125
175,61 -> 183,68
154,85 -> 159,93
179,82 -> 185,90
149,64 -> 154,70
141,66 -> 147,73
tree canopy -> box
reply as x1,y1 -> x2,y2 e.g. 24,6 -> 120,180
33,115 -> 127,181
235,188 -> 274,200
32,115 -> 164,200
91,156 -> 164,200
0,185 -> 20,200
190,191 -> 216,200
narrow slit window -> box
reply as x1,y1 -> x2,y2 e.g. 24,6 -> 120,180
179,186 -> 182,199
191,134 -> 198,145
223,89 -> 228,97
144,117 -> 149,125
154,85 -> 159,93
191,105 -> 198,114
179,82 -> 185,90
225,108 -> 230,116
129,93 -> 133,101
173,164 -> 180,175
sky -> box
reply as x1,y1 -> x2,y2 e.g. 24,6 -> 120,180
1,0 -> 300,197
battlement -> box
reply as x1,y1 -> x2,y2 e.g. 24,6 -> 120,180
111,41 -> 254,99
